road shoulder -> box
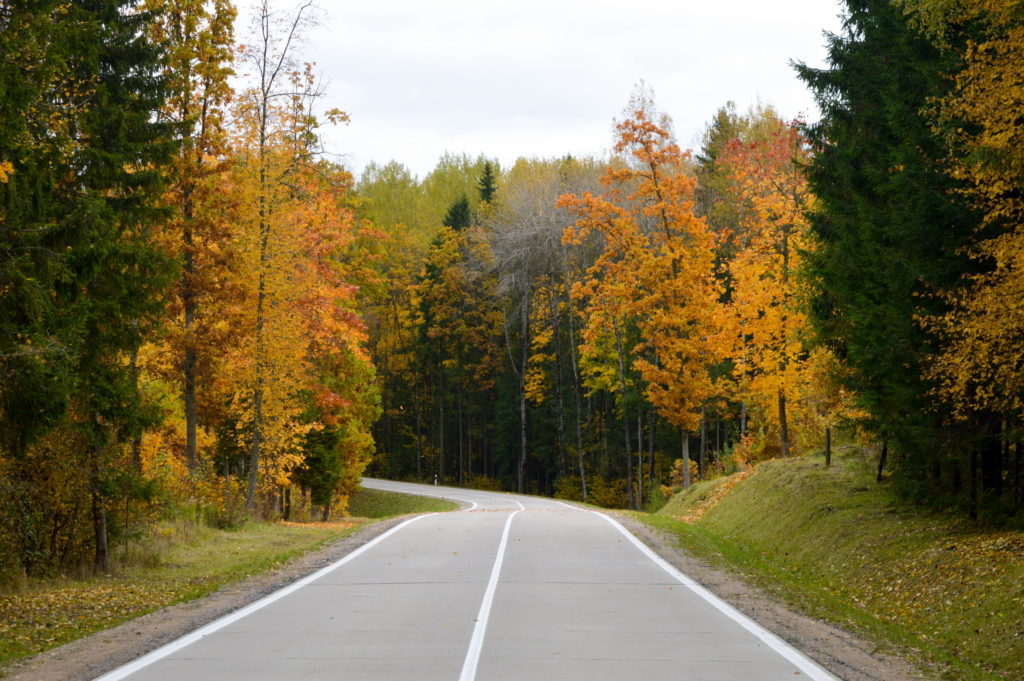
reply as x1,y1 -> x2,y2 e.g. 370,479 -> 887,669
615,513 -> 930,681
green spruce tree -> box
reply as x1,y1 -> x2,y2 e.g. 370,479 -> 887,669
443,195 -> 472,232
795,0 -> 983,507
478,160 -> 498,204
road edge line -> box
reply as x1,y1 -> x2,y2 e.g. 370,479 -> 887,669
594,512 -> 839,681
92,513 -> 432,681
458,509 -> 520,681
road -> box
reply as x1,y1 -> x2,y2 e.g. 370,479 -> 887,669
96,479 -> 838,681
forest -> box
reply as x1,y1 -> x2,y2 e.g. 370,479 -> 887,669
2,0 -> 1024,581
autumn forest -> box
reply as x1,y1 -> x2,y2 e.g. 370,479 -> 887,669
2,0 -> 1024,581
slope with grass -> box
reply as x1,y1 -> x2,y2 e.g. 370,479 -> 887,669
641,450 -> 1024,681
0,486 -> 456,668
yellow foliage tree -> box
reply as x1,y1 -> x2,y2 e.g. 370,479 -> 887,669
717,119 -> 814,457
901,0 -> 1024,420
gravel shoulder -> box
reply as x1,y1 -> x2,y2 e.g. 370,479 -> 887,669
616,513 -> 931,681
0,516 -> 414,681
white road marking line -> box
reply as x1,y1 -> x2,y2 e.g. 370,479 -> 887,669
92,514 -> 431,681
442,495 -> 480,511
458,509 -> 521,681
552,499 -> 579,510
513,499 -> 525,511
593,512 -> 839,681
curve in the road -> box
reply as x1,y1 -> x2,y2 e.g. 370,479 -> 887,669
93,478 -> 838,681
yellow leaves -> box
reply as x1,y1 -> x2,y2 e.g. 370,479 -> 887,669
524,362 -> 550,405
716,120 -> 823,433
674,468 -> 756,523
0,161 -> 13,183
324,108 -> 350,125
912,8 -> 1024,421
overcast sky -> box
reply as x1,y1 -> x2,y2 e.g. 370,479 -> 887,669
242,1 -> 846,179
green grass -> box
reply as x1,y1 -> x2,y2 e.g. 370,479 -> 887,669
640,452 -> 1024,681
0,486 -> 454,668
347,487 -> 458,517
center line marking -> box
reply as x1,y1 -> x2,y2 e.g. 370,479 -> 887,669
458,508 -> 520,681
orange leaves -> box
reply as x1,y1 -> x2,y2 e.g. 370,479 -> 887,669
561,108 -> 722,430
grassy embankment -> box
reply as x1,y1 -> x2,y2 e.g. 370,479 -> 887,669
639,449 -> 1023,681
0,487 -> 455,667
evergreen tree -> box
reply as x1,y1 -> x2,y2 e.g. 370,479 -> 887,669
478,160 -> 498,204
0,0 -> 177,573
294,426 -> 344,521
0,1 -> 82,455
442,195 -> 472,231
795,0 -> 982,502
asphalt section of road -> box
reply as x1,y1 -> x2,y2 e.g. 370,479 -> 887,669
95,479 -> 838,681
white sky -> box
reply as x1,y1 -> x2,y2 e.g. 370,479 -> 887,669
241,1 -> 846,179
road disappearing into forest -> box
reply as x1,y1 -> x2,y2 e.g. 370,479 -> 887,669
95,479 -> 837,681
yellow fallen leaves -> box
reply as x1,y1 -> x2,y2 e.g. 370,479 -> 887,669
0,580 -> 178,658
675,468 -> 756,524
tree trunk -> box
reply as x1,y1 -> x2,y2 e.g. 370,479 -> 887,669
438,379 -> 445,485
321,496 -> 331,522
778,389 -> 791,458
567,298 -> 587,501
636,412 -> 643,509
246,0 -> 312,512
224,445 -> 231,509
466,414 -> 473,482
283,485 -> 291,520
457,391 -> 464,486
246,378 -> 263,511
648,409 -> 655,500
699,408 -> 708,480
91,442 -> 109,574
182,198 -> 198,474
601,405 -> 610,479
415,390 -> 422,481
518,379 -> 527,493
92,490 -> 108,574
246,93 -> 271,513
969,445 -> 978,520
681,430 -> 691,489
825,426 -> 832,467
1013,439 -> 1022,508
517,300 -> 530,493
876,440 -> 888,483
129,348 -> 143,475
612,318 -> 634,509
554,342 -> 568,482
980,419 -> 1003,497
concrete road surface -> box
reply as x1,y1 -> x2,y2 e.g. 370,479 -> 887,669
96,479 -> 837,681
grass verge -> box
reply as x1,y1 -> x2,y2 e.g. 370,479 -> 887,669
347,487 -> 458,517
639,451 -> 1024,681
0,485 -> 454,667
